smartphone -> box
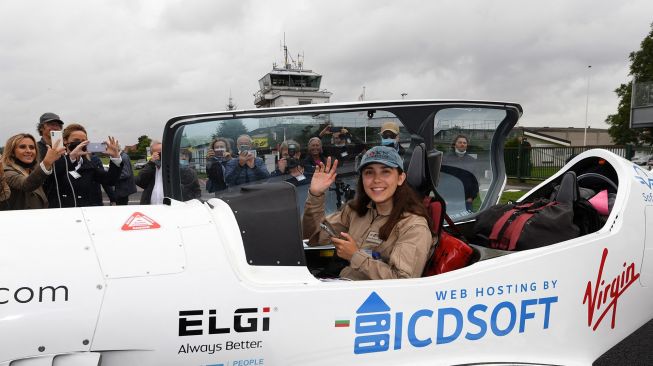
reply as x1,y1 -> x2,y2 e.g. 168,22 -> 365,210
320,221 -> 340,238
87,142 -> 106,153
214,148 -> 225,157
330,126 -> 342,133
249,149 -> 257,158
50,130 -> 63,147
146,147 -> 152,161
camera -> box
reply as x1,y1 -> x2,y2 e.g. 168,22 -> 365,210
287,144 -> 297,157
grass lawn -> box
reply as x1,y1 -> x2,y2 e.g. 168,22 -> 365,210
499,190 -> 526,204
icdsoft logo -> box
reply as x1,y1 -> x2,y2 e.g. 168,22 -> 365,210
348,291 -> 557,354
633,164 -> 653,190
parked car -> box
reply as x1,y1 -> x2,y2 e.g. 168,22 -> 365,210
133,159 -> 147,169
631,154 -> 652,165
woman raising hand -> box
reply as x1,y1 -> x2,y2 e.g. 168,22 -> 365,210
302,146 -> 433,280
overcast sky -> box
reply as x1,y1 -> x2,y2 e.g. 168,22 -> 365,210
1,0 -> 651,145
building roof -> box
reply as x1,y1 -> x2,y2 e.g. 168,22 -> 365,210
522,128 -> 571,146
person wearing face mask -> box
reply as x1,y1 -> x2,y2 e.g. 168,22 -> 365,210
302,146 -> 433,280
224,134 -> 269,185
442,134 -> 479,211
178,149 -> 201,201
46,123 -> 123,208
135,143 -> 201,203
284,156 -> 312,187
1,133 -> 65,209
205,137 -> 232,194
378,121 -> 405,156
135,140 -> 164,204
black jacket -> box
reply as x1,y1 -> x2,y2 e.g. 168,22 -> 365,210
105,152 -> 137,201
45,155 -> 122,208
135,161 -> 201,204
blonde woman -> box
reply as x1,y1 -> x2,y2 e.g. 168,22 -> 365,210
2,133 -> 65,209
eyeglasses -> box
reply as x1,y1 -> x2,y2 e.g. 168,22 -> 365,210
381,132 -> 397,139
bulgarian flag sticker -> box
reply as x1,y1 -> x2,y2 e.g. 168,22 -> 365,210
334,320 -> 350,328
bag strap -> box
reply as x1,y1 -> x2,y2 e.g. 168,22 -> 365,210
489,208 -> 522,249
443,212 -> 471,241
491,201 -> 559,250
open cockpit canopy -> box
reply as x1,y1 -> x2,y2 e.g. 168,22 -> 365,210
162,100 -> 522,220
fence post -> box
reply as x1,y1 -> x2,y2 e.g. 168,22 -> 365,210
625,144 -> 633,160
517,141 -> 523,182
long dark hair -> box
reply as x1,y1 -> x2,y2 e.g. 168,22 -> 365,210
348,169 -> 433,240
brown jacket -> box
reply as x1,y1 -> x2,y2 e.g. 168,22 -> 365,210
303,191 -> 433,280
0,175 -> 9,207
3,163 -> 49,210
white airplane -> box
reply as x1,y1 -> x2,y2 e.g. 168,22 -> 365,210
1,100 -> 652,366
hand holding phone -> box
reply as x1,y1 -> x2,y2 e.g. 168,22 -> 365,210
320,221 -> 342,239
50,130 -> 63,147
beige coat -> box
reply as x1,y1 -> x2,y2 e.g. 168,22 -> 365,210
303,191 -> 433,280
3,163 -> 49,210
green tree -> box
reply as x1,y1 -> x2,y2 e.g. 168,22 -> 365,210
213,120 -> 248,142
606,23 -> 653,146
130,135 -> 152,159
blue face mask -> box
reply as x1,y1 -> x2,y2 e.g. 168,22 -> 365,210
180,159 -> 189,167
381,138 -> 397,148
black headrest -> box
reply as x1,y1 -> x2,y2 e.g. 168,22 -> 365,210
406,143 -> 427,193
552,171 -> 578,205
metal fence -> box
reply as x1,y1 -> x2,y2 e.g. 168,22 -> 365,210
505,145 -> 632,181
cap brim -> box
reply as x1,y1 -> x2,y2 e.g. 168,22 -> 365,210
42,118 -> 64,125
358,159 -> 401,172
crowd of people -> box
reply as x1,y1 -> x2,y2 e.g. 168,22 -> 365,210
0,112 -> 134,210
0,114 -> 482,282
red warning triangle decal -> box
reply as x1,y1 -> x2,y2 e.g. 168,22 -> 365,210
121,212 -> 161,231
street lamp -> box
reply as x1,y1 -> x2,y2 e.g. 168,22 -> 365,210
583,65 -> 592,146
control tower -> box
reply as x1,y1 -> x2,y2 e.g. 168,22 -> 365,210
253,43 -> 332,108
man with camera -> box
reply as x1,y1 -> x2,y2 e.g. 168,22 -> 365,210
271,140 -> 302,176
135,140 -> 165,204
224,134 -> 269,185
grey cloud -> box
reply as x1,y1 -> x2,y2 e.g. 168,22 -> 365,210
0,0 -> 652,145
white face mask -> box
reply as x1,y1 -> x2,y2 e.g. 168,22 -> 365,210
455,149 -> 466,156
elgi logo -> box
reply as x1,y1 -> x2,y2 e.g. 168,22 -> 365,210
178,307 -> 270,336
353,291 -> 557,354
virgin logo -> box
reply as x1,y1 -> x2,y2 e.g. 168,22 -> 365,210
583,248 -> 640,331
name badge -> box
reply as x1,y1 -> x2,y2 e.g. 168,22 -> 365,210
365,231 -> 383,245
340,151 -> 349,157
69,171 -> 81,179
295,174 -> 306,181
